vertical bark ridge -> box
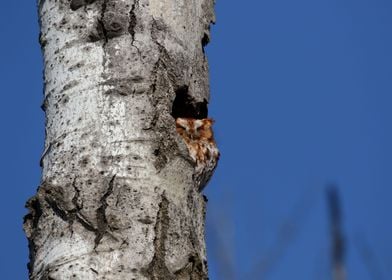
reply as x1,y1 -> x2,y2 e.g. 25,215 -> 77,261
142,193 -> 173,279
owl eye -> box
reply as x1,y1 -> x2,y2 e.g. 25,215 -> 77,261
178,124 -> 187,130
194,121 -> 203,130
176,119 -> 189,129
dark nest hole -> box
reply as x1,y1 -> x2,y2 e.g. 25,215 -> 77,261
171,86 -> 208,119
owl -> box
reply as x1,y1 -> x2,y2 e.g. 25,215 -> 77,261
175,118 -> 220,191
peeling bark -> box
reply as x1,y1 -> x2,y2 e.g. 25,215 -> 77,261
25,0 -> 216,279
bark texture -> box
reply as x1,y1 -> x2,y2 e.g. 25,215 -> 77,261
24,0 -> 215,279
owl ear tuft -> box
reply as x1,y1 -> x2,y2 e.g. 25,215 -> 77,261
175,118 -> 189,128
204,118 -> 215,126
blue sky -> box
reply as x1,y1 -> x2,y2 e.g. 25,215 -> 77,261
1,0 -> 391,279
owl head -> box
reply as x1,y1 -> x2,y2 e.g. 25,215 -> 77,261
175,118 -> 215,141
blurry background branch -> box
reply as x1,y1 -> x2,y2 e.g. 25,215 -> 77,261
354,232 -> 384,280
246,186 -> 319,279
327,185 -> 346,280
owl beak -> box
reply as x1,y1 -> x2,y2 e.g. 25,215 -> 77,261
190,132 -> 199,140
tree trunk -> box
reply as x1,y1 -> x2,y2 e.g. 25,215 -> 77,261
24,0 -> 216,279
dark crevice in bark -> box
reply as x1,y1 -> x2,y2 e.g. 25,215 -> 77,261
71,178 -> 82,210
142,193 -> 174,280
88,20 -> 106,42
24,197 -> 43,232
171,86 -> 208,119
100,0 -> 109,43
40,86 -> 54,113
128,1 -> 137,42
128,0 -> 141,55
39,268 -> 53,280
201,32 -> 210,48
99,0 -> 109,83
174,255 -> 207,280
39,31 -> 48,49
75,213 -> 97,232
39,143 -> 52,167
45,197 -> 69,222
201,32 -> 210,55
24,197 -> 43,276
40,82 -> 47,112
69,179 -> 97,233
44,192 -> 96,234
95,175 -> 116,247
70,0 -> 84,11
70,0 -> 98,11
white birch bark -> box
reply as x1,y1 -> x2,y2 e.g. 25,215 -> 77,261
24,0 -> 215,279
